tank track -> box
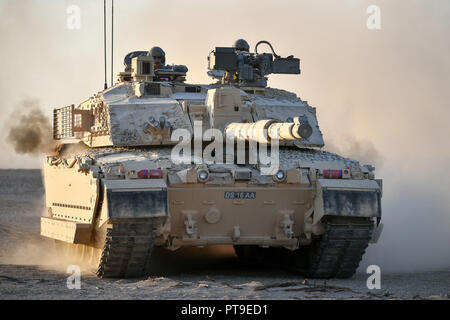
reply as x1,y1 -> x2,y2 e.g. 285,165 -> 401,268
302,217 -> 374,278
234,217 -> 374,279
95,219 -> 157,278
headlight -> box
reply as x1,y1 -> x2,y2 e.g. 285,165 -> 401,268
197,169 -> 210,182
273,170 -> 286,182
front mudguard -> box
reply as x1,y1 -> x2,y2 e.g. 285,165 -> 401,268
313,179 -> 382,225
97,179 -> 169,227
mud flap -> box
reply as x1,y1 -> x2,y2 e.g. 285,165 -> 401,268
370,222 -> 384,243
102,179 -> 169,220
313,179 -> 382,225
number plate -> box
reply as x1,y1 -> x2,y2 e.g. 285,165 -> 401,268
224,192 -> 256,200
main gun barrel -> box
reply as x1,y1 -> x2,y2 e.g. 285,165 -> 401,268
224,118 -> 312,144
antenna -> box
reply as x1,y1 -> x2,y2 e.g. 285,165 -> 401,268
103,0 -> 107,89
103,0 -> 115,89
111,0 -> 114,87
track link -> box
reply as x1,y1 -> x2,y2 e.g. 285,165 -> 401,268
96,219 -> 157,278
304,217 -> 374,278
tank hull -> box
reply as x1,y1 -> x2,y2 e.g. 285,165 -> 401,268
41,147 -> 381,278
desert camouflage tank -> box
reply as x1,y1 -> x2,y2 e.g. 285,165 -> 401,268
41,40 -> 383,278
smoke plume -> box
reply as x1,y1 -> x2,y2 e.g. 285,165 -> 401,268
6,99 -> 56,155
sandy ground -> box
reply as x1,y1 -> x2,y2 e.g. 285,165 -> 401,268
0,169 -> 448,300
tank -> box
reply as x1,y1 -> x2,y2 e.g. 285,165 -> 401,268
41,41 -> 383,278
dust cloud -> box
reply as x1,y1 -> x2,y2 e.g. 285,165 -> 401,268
5,233 -> 64,271
0,0 -> 449,274
324,136 -> 384,169
5,99 -> 56,156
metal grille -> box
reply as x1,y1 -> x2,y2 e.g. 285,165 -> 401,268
144,83 -> 160,95
53,105 -> 74,139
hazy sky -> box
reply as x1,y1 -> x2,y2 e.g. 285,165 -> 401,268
0,0 -> 449,272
